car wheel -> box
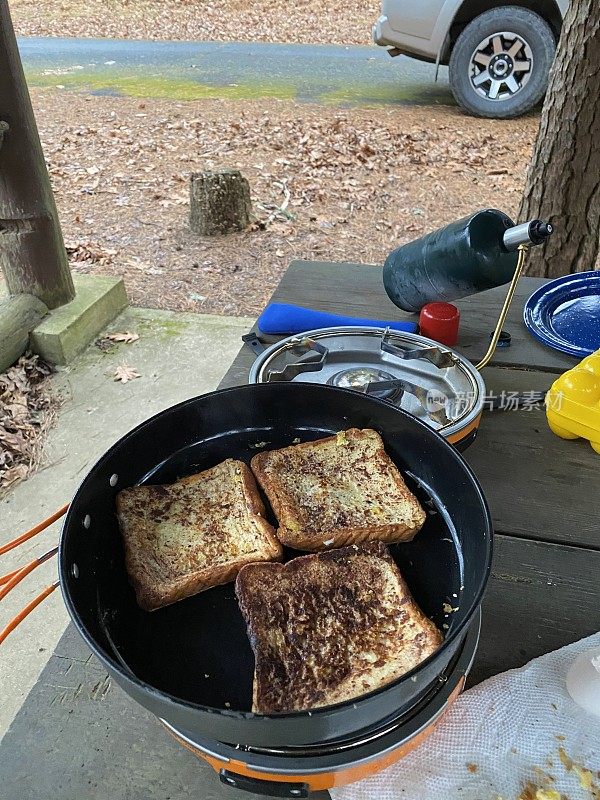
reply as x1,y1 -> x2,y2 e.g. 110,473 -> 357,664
449,6 -> 556,118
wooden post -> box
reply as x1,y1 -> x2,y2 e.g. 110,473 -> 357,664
189,169 -> 253,236
0,294 -> 48,372
0,1 -> 75,309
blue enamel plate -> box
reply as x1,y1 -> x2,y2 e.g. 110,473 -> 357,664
524,271 -> 600,357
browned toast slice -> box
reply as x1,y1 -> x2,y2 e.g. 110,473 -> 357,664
117,459 -> 282,611
236,542 -> 443,713
250,428 -> 426,551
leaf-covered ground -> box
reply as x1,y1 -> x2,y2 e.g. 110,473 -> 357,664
0,354 -> 58,494
1,88 -> 538,492
10,0 -> 379,46
29,89 -> 538,316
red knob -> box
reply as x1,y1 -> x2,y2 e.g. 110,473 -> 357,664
419,302 -> 460,347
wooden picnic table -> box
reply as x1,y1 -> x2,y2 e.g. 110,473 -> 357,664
1,259 -> 599,800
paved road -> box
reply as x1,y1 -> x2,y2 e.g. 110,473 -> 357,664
19,37 -> 453,106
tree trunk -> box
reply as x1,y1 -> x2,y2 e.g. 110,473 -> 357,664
519,0 -> 600,277
189,169 -> 253,236
0,1 -> 75,308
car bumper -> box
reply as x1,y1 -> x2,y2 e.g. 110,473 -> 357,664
372,15 -> 396,47
372,14 -> 439,62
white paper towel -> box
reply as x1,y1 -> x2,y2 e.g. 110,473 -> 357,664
331,633 -> 600,800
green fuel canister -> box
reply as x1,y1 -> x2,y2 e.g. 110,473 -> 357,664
383,209 -> 553,313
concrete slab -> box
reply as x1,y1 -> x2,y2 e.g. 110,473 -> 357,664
30,274 -> 127,364
0,625 -> 329,800
0,306 -> 253,739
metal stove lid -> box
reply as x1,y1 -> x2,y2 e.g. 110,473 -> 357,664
248,327 -> 485,437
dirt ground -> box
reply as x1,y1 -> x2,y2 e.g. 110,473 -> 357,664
28,89 -> 538,317
10,0 -> 379,46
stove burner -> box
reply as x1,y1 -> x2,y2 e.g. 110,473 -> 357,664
327,367 -> 400,401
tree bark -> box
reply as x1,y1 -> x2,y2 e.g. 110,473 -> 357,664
519,0 -> 600,277
0,1 -> 75,308
189,169 -> 253,236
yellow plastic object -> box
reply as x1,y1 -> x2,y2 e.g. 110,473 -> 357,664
546,350 -> 600,453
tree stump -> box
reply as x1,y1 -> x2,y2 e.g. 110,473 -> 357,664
189,169 -> 253,236
0,293 -> 48,372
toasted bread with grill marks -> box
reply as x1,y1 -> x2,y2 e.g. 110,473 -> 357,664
235,542 -> 442,713
250,428 -> 426,551
117,459 -> 282,611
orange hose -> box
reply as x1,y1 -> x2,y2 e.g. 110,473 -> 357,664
0,547 -> 58,602
0,582 -> 59,645
0,567 -> 20,585
0,503 -> 69,557
0,559 -> 42,602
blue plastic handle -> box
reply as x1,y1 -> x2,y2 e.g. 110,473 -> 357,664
257,303 -> 418,336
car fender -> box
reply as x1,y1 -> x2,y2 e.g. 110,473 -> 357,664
428,0 -> 464,57
433,0 -> 568,59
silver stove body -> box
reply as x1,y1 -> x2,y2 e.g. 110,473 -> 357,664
248,327 -> 485,440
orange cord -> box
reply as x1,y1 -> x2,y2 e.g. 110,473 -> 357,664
0,567 -> 20,585
0,582 -> 59,645
0,503 -> 69,557
0,508 -> 66,644
0,547 -> 58,602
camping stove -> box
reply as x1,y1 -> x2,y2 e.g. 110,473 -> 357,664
248,327 -> 486,447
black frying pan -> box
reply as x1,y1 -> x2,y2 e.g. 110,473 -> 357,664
59,383 -> 492,747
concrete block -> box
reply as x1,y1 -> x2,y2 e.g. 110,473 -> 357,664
30,274 -> 127,364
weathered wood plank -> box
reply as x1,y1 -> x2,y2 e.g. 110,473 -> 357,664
0,292 -> 47,371
465,368 -> 599,549
273,261 -> 577,373
472,534 -> 600,684
219,345 -> 255,390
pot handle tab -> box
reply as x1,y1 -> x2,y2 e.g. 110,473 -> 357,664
219,770 -> 309,798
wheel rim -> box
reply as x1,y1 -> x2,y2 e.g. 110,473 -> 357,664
469,31 -> 533,101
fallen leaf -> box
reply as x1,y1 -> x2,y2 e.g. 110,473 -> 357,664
95,337 -> 115,353
113,365 -> 141,383
1,463 -> 29,488
106,331 -> 140,344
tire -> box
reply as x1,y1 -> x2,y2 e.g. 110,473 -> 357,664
449,6 -> 556,119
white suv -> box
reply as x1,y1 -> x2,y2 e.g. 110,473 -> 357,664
373,1 -> 568,118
